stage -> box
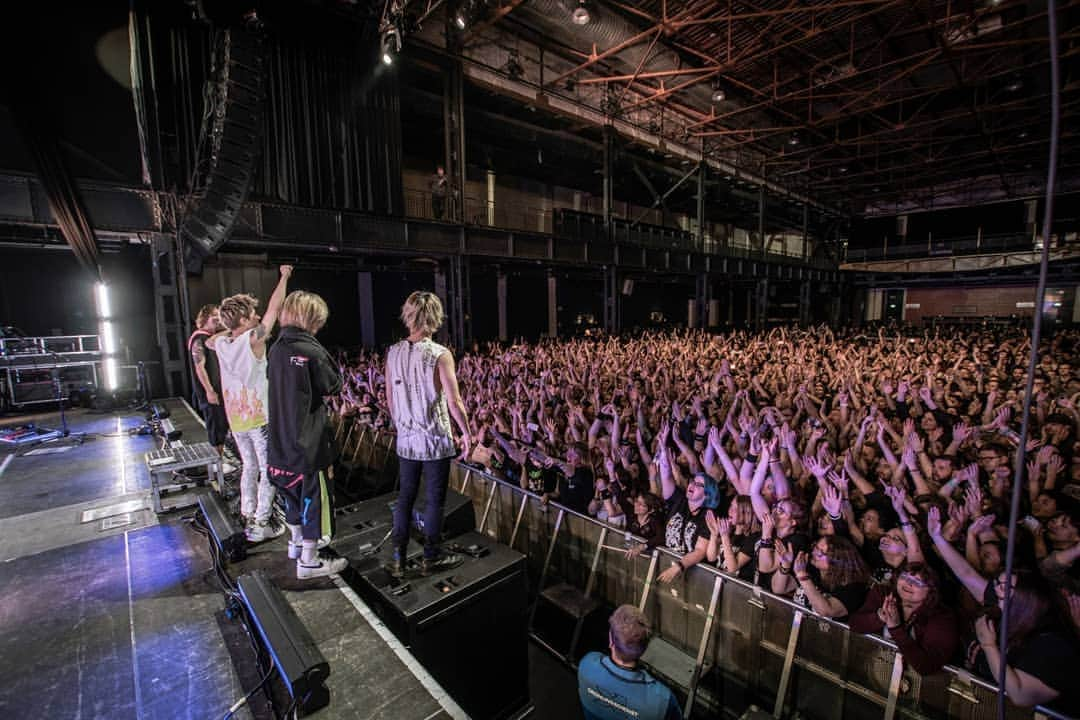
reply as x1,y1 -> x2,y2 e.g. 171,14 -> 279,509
0,398 -> 578,719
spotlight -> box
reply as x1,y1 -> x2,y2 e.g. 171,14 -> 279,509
571,0 -> 590,25
1004,75 -> 1023,92
380,27 -> 400,65
455,12 -> 466,29
788,133 -> 801,146
711,86 -> 726,103
95,282 -> 118,391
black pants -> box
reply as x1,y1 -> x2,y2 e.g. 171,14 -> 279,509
199,401 -> 229,447
432,195 -> 446,220
392,456 -> 450,559
269,467 -> 334,541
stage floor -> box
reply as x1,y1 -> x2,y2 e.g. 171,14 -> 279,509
0,399 -> 582,719
0,399 -> 471,719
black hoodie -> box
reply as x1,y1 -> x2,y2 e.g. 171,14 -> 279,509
267,325 -> 343,474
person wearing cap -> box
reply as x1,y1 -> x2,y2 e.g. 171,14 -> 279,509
577,605 -> 682,720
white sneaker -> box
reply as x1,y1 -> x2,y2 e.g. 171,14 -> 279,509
297,554 -> 348,579
287,535 -> 331,559
246,517 -> 286,543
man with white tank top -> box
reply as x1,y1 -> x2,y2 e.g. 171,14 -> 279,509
209,265 -> 292,543
385,291 -> 474,577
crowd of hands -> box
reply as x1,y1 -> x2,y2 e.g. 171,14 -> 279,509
330,324 -> 1080,702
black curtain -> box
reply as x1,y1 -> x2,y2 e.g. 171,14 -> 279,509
150,5 -> 403,216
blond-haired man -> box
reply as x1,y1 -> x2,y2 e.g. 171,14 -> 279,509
385,291 -> 474,576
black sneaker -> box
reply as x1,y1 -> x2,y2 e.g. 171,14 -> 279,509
420,553 -> 464,576
386,556 -> 406,579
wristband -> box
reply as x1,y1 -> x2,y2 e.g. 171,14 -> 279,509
796,575 -> 812,583
747,453 -> 759,463
827,512 -> 842,521
899,521 -> 914,529
757,538 -> 774,549
694,434 -> 706,442
778,565 -> 793,575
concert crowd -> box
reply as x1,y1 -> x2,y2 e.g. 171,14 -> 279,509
333,324 -> 1080,712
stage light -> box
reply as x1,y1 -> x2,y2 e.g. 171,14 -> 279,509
454,12 -> 466,29
380,26 -> 401,66
711,86 -> 726,103
95,282 -> 118,391
95,282 -> 112,319
571,0 -> 590,25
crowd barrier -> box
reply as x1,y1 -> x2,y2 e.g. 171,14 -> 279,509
335,417 -> 1069,720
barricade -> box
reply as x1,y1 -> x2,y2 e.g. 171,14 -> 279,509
352,430 -> 1070,720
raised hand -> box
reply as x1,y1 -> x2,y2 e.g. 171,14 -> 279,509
974,615 -> 997,648
775,539 -> 794,568
926,506 -> 943,539
793,551 -> 809,577
821,482 -> 843,518
964,485 -> 984,518
968,514 -> 995,537
717,517 -> 732,538
705,510 -> 721,537
878,593 -> 902,628
884,484 -> 908,516
760,511 -> 775,539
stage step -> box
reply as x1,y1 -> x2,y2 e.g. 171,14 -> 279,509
539,582 -> 600,619
641,636 -> 707,691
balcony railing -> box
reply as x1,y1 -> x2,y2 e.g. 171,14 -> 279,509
340,421 -> 1070,720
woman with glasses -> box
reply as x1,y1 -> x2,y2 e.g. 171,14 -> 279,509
706,494 -> 760,582
927,506 -> 1079,708
773,535 -> 870,620
850,563 -> 959,675
657,470 -> 719,583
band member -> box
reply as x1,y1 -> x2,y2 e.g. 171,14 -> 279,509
385,291 -> 473,576
209,265 -> 291,543
187,304 -> 228,457
267,290 -> 347,579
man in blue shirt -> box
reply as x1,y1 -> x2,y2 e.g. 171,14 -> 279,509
578,605 -> 683,720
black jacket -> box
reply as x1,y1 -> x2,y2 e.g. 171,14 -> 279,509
267,326 -> 343,474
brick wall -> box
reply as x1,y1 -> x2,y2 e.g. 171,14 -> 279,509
903,286 -> 1038,324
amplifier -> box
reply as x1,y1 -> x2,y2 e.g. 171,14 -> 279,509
346,532 -> 530,720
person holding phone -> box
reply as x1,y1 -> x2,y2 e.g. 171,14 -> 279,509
385,291 -> 474,577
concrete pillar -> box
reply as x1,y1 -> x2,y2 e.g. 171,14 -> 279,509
708,299 -> 720,328
547,272 -> 557,338
497,271 -> 508,342
687,298 -> 697,328
434,267 -> 449,345
357,272 -> 376,348
486,170 -> 495,226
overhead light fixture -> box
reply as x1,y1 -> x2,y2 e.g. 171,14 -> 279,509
788,133 -> 800,146
571,0 -> 590,25
711,85 -> 726,103
1004,75 -> 1023,92
380,27 -> 400,65
455,13 -> 466,28
1018,130 -> 1029,139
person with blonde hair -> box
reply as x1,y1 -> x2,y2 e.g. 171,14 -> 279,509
267,290 -> 347,579
385,291 -> 474,577
208,265 -> 292,543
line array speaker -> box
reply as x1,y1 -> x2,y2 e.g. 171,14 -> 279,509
181,28 -> 266,273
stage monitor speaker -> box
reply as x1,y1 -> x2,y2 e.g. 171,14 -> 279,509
237,571 -> 330,717
181,28 -> 266,273
347,532 -> 530,719
407,485 -> 476,541
198,492 -> 246,562
329,489 -> 475,547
